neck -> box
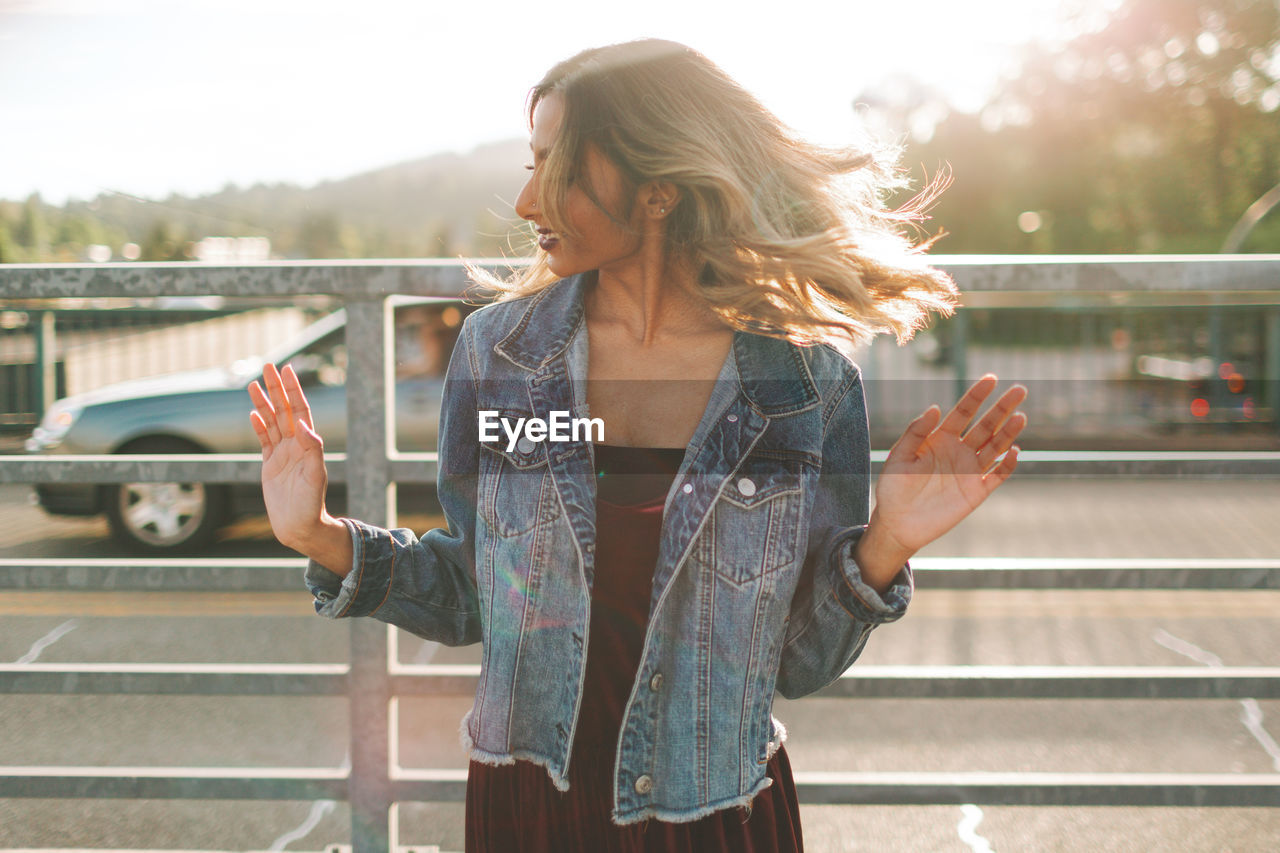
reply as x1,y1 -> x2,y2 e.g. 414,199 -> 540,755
588,249 -> 722,346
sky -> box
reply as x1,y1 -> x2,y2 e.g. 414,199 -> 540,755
0,0 -> 1109,205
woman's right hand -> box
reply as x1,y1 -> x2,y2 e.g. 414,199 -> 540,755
248,362 -> 330,550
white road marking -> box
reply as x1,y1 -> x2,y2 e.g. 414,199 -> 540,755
957,803 -> 995,852
1153,629 -> 1223,667
1153,629 -> 1280,771
1239,699 -> 1280,771
15,619 -> 78,664
267,798 -> 336,851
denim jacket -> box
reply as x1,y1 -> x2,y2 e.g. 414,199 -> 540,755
304,271 -> 912,825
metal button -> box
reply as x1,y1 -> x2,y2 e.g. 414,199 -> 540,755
737,477 -> 757,497
682,483 -> 693,494
516,437 -> 535,454
585,544 -> 595,553
726,413 -> 738,422
634,774 -> 653,795
649,672 -> 663,691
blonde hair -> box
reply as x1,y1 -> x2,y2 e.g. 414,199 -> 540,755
468,38 -> 958,347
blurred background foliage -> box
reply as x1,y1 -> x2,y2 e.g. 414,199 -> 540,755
875,0 -> 1280,254
2,0 -> 1278,263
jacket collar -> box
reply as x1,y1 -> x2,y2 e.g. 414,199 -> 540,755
493,271 -> 819,416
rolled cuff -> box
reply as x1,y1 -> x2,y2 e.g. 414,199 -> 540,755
303,517 -> 366,617
829,525 -> 912,623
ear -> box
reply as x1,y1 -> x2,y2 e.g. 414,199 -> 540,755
640,180 -> 679,218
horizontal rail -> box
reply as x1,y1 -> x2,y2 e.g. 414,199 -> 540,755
5,555 -> 1274,589
0,558 -> 306,591
383,769 -> 1280,807
811,665 -> 1280,699
3,451 -> 1280,485
0,454 -> 439,485
4,766 -> 1273,806
0,766 -> 348,799
5,558 -> 1279,592
790,772 -> 1280,807
0,259 -> 482,299
911,557 -> 1280,590
384,665 -> 1280,700
4,256 -> 1280,299
3,663 -> 1278,699
0,663 -> 348,695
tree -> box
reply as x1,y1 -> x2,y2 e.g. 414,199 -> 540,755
13,194 -> 50,257
140,219 -> 188,261
297,212 -> 343,259
887,0 -> 1280,253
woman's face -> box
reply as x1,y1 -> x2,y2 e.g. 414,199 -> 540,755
515,93 -> 644,278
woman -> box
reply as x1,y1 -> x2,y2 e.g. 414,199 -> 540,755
249,39 -> 1027,852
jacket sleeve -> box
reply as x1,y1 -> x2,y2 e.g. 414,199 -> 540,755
775,359 -> 912,699
302,313 -> 482,647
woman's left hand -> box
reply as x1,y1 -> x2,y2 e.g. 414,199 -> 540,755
869,374 -> 1028,557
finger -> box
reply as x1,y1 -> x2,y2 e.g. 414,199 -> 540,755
937,374 -> 998,436
249,410 -> 276,461
889,403 -> 942,461
962,384 -> 1028,451
281,364 -> 314,430
294,416 -> 324,452
975,411 -> 1027,470
263,362 -> 295,437
248,381 -> 282,445
981,445 -> 1020,496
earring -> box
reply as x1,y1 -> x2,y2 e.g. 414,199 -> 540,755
659,207 -> 666,214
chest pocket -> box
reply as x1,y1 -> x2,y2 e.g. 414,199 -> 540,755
477,413 -> 562,538
707,450 -> 809,586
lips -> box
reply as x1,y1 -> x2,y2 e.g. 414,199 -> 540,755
536,227 -> 559,252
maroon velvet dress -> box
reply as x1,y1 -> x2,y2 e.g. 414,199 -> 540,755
465,444 -> 804,853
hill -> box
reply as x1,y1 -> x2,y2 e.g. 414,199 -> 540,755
0,139 -> 534,262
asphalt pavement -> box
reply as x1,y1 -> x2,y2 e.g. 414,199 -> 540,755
1,476 -> 1278,851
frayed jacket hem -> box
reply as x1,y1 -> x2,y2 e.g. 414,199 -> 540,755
610,773 -> 776,826
459,710 -> 571,793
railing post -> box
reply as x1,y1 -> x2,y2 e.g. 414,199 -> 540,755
344,297 -> 396,853
33,310 -> 57,415
1208,304 -> 1227,426
952,308 -> 968,403
1266,308 -> 1280,432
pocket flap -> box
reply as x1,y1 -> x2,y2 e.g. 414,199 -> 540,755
477,409 -> 549,469
720,450 -> 809,508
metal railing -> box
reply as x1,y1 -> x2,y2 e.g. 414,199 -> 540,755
2,256 -> 1280,851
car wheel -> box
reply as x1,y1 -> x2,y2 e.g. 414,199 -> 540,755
104,438 -> 228,553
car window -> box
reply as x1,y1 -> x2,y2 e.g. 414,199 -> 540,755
286,329 -> 348,387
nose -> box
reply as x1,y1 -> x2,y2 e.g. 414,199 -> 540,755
515,172 -> 537,221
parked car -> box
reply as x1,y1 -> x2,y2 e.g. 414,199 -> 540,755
24,298 -> 476,553
1132,352 -> 1265,431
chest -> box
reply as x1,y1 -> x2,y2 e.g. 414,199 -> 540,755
584,325 -> 734,448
